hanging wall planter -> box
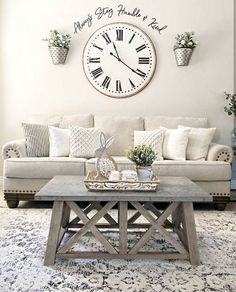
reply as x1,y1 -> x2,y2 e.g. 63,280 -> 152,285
43,30 -> 71,65
49,46 -> 69,65
174,48 -> 193,66
173,32 -> 197,66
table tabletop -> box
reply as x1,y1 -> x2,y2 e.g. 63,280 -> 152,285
35,175 -> 212,202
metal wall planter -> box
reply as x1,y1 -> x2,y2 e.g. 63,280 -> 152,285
49,46 -> 69,65
174,48 -> 193,66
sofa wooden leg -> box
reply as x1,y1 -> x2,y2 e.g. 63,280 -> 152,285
6,200 -> 19,208
213,197 -> 229,211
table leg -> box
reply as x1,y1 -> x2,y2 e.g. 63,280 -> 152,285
182,202 -> 200,265
119,201 -> 128,254
44,201 -> 64,266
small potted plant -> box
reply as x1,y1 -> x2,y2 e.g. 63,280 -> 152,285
127,145 -> 157,180
43,30 -> 71,64
174,32 -> 198,66
224,92 -> 236,149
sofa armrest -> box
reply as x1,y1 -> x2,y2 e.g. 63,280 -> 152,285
207,143 -> 233,163
2,139 -> 27,159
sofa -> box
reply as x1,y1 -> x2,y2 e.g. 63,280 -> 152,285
2,114 -> 233,210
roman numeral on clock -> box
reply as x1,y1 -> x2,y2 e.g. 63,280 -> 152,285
139,57 -> 150,64
89,57 -> 100,63
136,69 -> 146,78
102,76 -> 111,89
129,78 -> 135,89
129,33 -> 135,44
91,67 -> 103,79
116,80 -> 122,92
116,29 -> 123,41
102,33 -> 111,44
93,44 -> 103,51
136,44 -> 147,52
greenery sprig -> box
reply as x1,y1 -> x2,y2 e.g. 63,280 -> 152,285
174,32 -> 198,50
224,92 -> 236,116
127,145 -> 157,167
43,30 -> 71,49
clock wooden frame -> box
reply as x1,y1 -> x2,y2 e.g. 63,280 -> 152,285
82,22 -> 157,98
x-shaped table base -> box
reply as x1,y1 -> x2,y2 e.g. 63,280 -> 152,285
44,200 -> 200,266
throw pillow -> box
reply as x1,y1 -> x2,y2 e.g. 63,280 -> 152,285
133,129 -> 165,160
48,126 -> 70,157
160,127 -> 189,161
178,125 -> 216,160
70,127 -> 102,158
22,122 -> 58,157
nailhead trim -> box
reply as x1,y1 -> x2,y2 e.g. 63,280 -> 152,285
216,151 -> 231,162
5,148 -> 20,158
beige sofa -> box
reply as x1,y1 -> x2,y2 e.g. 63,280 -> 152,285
2,114 -> 233,210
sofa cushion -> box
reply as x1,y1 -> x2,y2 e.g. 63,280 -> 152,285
152,160 -> 231,181
94,116 -> 144,156
161,127 -> 189,161
86,156 -> 136,173
4,157 -> 86,179
22,122 -> 58,157
134,129 -> 165,160
69,127 -> 101,158
49,126 -> 70,157
178,126 -> 216,161
145,116 -> 208,130
60,114 -> 94,129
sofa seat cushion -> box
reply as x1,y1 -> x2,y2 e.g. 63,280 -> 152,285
152,160 -> 231,181
4,157 -> 86,179
86,156 -> 136,173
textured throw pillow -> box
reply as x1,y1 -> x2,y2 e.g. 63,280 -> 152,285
178,125 -> 216,160
22,122 -> 58,157
49,126 -> 70,157
160,127 -> 189,160
134,129 -> 165,160
70,127 -> 102,158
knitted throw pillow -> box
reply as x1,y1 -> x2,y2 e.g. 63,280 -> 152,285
70,127 -> 102,158
133,129 -> 165,160
22,122 -> 58,157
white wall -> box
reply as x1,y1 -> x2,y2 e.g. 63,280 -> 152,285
0,0 -> 234,174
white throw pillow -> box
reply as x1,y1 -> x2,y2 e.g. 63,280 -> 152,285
70,127 -> 102,158
160,127 -> 189,161
49,126 -> 70,157
134,129 -> 165,160
178,125 -> 216,160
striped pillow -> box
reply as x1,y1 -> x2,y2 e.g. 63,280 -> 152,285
22,123 -> 58,157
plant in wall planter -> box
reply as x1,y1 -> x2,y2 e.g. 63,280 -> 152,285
174,32 -> 198,66
224,92 -> 236,150
127,145 -> 157,180
43,30 -> 71,64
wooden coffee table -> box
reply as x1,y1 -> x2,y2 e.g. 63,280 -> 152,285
35,175 -> 212,266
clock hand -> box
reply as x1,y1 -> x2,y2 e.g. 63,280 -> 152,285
110,52 -> 143,77
112,42 -> 120,60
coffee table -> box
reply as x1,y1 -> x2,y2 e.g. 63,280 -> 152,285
35,175 -> 212,266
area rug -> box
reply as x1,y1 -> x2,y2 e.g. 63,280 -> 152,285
0,208 -> 235,292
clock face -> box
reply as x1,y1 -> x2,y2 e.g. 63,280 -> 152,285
83,23 -> 156,98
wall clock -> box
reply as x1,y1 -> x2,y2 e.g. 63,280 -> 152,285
83,23 -> 156,98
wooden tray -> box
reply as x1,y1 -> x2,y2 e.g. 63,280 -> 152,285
84,171 -> 160,192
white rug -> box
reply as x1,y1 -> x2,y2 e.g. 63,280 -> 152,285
0,208 -> 236,292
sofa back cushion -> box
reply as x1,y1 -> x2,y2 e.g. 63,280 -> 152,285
144,116 -> 208,130
60,114 -> 94,128
94,116 -> 144,156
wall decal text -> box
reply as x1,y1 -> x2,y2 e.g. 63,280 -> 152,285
74,4 -> 168,35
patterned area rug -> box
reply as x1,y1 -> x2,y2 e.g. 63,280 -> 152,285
0,208 -> 235,292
